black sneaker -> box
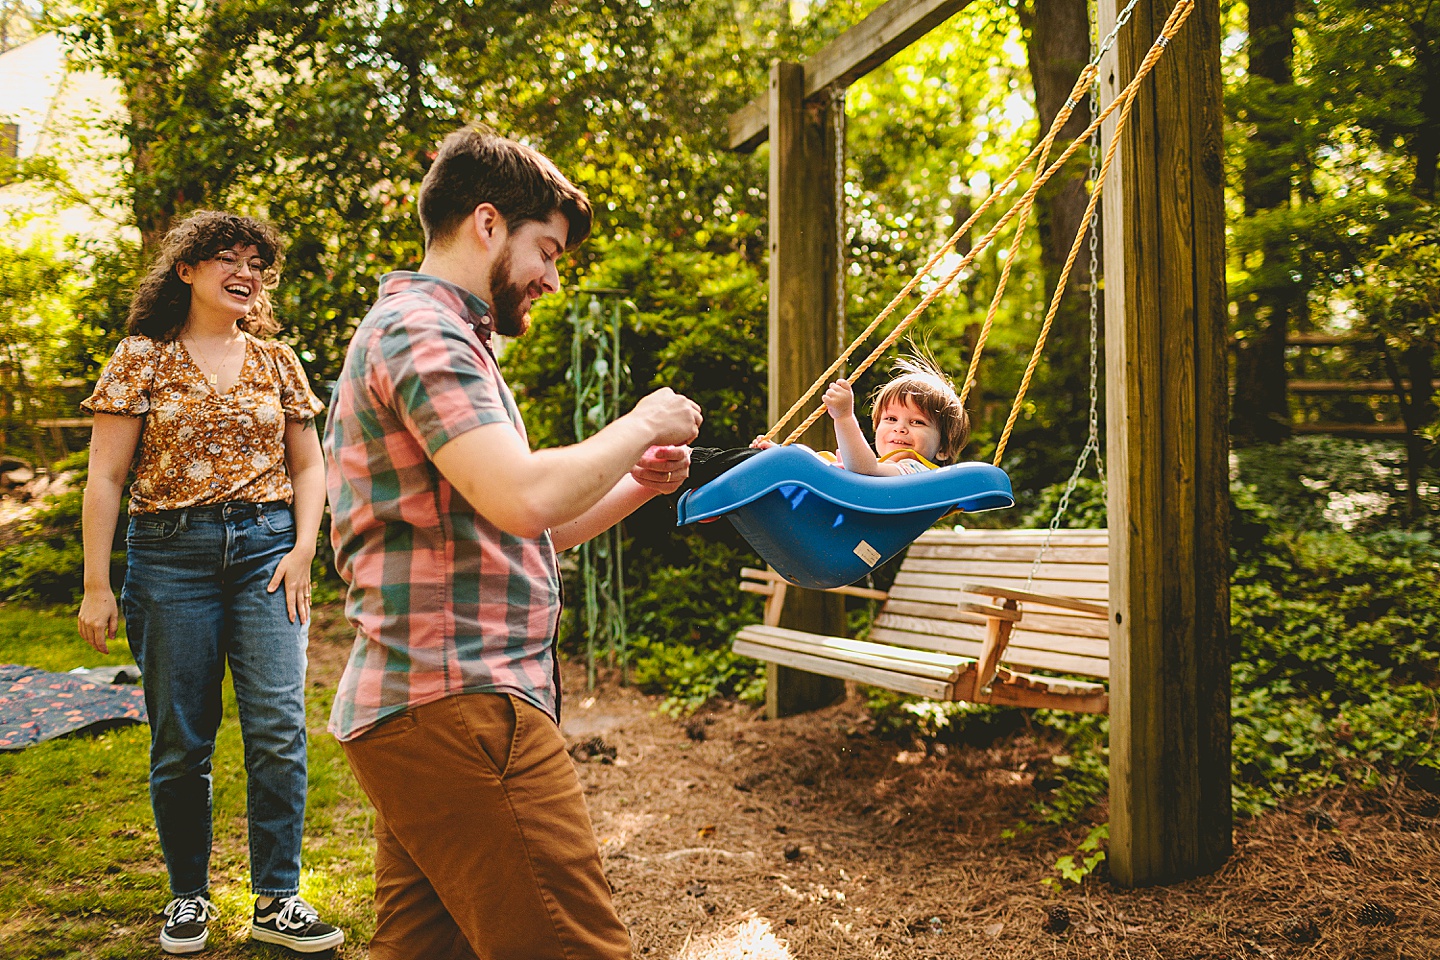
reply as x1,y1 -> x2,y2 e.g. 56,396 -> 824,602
249,896 -> 345,953
160,895 -> 216,954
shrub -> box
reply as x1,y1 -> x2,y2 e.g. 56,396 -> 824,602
0,453 -> 105,604
628,636 -> 765,717
865,480 -> 1440,825
619,536 -> 767,714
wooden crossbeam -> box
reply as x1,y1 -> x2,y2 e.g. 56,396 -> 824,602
1291,422 -> 1408,437
728,0 -> 977,151
1288,380 -> 1409,394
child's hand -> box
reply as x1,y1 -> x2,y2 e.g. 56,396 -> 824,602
749,435 -> 775,450
823,379 -> 855,420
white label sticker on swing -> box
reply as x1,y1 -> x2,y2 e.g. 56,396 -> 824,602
853,540 -> 881,566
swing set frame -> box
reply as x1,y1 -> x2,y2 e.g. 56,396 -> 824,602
727,0 -> 1230,888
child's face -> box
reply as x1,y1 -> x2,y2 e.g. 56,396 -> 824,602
873,398 -> 943,462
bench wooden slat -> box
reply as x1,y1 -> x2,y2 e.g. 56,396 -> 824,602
918,528 -> 1107,542
894,569 -> 1110,596
891,578 -> 1110,603
877,600 -> 1109,638
901,557 -> 1110,583
873,612 -> 1111,653
733,638 -> 960,701
906,540 -> 1108,559
868,626 -> 1112,679
736,626 -> 967,681
864,618 -> 1111,664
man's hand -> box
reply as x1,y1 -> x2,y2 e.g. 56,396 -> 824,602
823,379 -> 855,420
631,444 -> 690,494
749,436 -> 775,450
631,388 -> 703,446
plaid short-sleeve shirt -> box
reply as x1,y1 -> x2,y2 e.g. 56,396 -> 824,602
324,272 -> 562,742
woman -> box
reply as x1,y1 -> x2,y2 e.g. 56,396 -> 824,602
76,211 -> 342,955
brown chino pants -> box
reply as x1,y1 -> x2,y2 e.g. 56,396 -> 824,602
342,693 -> 632,960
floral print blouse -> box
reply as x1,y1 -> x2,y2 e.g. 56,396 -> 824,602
82,334 -> 325,515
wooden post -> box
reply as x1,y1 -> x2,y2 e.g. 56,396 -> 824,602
765,61 -> 847,719
1099,0 -> 1232,885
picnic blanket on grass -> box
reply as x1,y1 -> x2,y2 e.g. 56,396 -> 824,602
0,664 -> 147,750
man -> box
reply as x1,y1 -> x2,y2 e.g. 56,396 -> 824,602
324,125 -> 701,960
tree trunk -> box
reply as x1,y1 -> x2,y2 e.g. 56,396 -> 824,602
1403,343 -> 1435,519
1230,0 -> 1297,443
1019,0 -> 1096,462
1413,22 -> 1439,200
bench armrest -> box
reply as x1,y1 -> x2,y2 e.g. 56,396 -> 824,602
966,596 -> 1020,694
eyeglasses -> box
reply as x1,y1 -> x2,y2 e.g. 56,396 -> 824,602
210,251 -> 271,275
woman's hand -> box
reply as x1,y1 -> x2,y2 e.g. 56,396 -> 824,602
823,379 -> 855,420
77,588 -> 120,654
631,444 -> 690,495
267,547 -> 315,624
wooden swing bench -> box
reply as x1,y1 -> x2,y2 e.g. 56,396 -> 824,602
733,528 -> 1111,713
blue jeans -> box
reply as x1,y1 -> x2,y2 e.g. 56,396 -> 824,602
122,501 -> 309,899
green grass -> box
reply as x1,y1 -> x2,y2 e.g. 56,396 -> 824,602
0,604 -> 375,958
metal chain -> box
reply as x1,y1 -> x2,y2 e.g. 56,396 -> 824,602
1088,1 -> 1106,491
832,86 -> 848,369
1093,0 -> 1144,70
1026,0 -> 1110,589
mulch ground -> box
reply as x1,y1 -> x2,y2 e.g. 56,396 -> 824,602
308,612 -> 1440,960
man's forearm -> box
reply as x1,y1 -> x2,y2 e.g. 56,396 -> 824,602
436,415 -> 656,539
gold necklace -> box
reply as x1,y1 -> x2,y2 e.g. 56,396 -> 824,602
187,330 -> 244,387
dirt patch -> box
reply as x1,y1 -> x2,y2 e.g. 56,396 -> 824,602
300,621 -> 1439,958
556,659 -> 1439,959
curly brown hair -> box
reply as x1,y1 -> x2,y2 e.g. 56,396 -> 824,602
126,211 -> 284,341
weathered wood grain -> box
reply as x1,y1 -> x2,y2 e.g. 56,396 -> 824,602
729,0 -> 979,150
1100,0 -> 1230,887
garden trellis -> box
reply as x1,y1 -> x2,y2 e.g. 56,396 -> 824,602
568,290 -> 632,686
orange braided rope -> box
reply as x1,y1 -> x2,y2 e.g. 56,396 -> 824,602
992,0 -> 1194,464
956,70 -> 1092,410
759,66 -> 1097,443
768,0 -> 1195,452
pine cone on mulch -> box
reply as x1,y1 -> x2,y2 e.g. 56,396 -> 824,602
569,735 -> 617,764
1356,901 -> 1397,927
1284,916 -> 1320,944
1042,905 -> 1071,934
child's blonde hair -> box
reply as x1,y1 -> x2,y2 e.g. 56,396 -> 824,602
870,354 -> 970,462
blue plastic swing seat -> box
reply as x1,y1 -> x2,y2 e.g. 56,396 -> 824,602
675,444 -> 1015,589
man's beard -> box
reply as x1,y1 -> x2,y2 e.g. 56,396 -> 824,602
488,246 -> 531,337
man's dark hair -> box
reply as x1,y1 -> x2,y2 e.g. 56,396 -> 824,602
419,126 -> 592,251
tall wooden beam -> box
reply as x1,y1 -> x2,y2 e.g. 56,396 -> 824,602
765,61 -> 846,718
730,0 -> 977,151
1099,0 -> 1232,885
